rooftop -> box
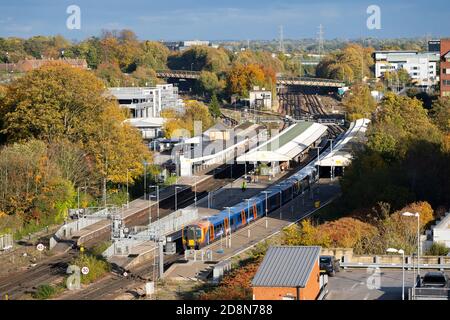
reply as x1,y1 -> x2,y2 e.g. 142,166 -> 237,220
252,246 -> 321,288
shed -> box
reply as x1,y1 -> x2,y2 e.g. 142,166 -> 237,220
252,246 -> 322,300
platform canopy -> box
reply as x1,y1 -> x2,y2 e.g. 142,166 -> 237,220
237,151 -> 291,163
237,122 -> 328,163
316,118 -> 371,167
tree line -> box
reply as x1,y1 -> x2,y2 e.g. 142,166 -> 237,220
0,62 -> 151,237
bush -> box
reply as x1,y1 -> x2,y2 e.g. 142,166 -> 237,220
71,254 -> 111,284
33,284 -> 57,300
426,242 -> 450,256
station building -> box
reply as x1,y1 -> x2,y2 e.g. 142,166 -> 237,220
108,84 -> 184,140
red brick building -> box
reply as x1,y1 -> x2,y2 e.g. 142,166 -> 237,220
252,246 -> 324,300
440,39 -> 450,97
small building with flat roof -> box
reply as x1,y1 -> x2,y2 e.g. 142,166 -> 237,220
252,246 -> 323,300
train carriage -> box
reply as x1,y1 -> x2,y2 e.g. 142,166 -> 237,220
182,164 -> 318,250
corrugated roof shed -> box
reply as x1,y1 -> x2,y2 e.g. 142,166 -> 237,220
252,246 -> 321,287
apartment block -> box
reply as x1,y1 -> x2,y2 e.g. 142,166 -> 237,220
440,39 -> 450,97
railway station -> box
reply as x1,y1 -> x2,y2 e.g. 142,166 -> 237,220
236,121 -> 328,177
315,118 -> 370,178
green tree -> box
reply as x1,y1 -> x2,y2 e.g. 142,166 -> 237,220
342,84 -> 376,121
198,71 -> 223,96
208,94 -> 221,118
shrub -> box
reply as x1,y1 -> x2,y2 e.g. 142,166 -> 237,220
426,242 -> 450,256
33,284 -> 57,300
71,254 -> 111,284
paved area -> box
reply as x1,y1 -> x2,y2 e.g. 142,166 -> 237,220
164,178 -> 341,279
326,269 -> 450,300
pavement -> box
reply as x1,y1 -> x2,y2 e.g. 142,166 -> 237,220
326,269 -> 450,300
164,178 -> 341,280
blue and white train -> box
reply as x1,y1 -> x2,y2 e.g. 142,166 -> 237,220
182,164 -> 318,250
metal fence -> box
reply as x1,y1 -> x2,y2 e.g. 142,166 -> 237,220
411,287 -> 450,300
103,208 -> 199,258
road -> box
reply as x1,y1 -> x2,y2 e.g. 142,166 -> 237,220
326,269 -> 450,300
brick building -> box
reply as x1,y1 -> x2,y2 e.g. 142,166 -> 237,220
440,38 -> 450,97
252,246 -> 324,300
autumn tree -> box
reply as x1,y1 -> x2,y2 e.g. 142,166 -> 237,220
342,84 -> 377,121
163,100 -> 215,138
0,63 -> 151,198
226,63 -> 274,98
168,46 -> 231,73
316,44 -> 374,82
197,71 -> 224,96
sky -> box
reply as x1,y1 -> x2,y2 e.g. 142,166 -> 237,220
0,0 -> 449,41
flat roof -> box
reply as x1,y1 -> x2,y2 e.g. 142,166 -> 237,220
252,246 -> 321,288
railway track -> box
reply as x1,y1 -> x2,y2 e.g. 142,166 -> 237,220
60,254 -> 182,300
0,250 -> 78,299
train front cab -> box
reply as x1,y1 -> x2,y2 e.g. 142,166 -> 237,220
182,222 -> 210,250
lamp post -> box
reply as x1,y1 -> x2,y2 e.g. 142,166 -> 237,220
327,139 -> 334,180
262,191 -> 270,229
402,212 -> 420,282
194,175 -> 197,208
387,248 -> 405,300
244,199 -> 251,238
126,169 -> 129,208
224,207 -> 234,248
175,186 -> 182,211
143,161 -> 148,200
313,146 -> 321,194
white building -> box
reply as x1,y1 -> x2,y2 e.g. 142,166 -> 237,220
431,212 -> 450,248
108,84 -> 184,140
249,87 -> 272,110
373,51 -> 440,87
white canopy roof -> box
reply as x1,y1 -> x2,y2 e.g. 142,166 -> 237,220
237,122 -> 327,163
238,151 -> 291,163
316,118 -> 371,167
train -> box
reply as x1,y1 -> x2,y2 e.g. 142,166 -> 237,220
182,164 -> 318,250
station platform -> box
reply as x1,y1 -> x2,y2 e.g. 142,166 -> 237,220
163,178 -> 341,280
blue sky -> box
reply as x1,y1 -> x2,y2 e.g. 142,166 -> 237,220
0,0 -> 449,40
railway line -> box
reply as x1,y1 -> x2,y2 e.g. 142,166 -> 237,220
0,250 -> 78,299
60,254 -> 182,300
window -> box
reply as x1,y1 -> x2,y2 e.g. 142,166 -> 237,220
444,80 -> 450,86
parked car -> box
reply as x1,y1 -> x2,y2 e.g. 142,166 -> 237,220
421,272 -> 449,288
319,255 -> 340,277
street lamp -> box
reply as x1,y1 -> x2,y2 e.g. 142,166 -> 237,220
143,161 -> 149,200
387,248 -> 405,300
402,212 -> 420,281
174,186 -> 182,211
149,185 -> 160,222
262,191 -> 270,229
224,207 -> 234,248
244,199 -> 252,238
194,175 -> 198,208
313,146 -> 322,194
327,139 -> 334,180
126,169 -> 129,208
